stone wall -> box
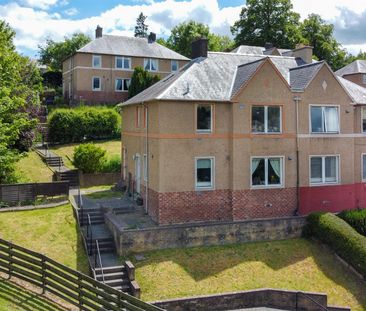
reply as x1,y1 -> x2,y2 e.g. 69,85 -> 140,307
105,215 -> 306,255
151,288 -> 350,311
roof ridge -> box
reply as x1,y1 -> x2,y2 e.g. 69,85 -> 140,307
237,57 -> 267,68
289,60 -> 324,71
208,51 -> 297,59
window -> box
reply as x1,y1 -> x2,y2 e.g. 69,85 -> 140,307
143,154 -> 148,181
363,74 -> 366,84
310,156 -> 339,184
251,157 -> 283,188
115,78 -> 131,92
362,107 -> 366,133
92,77 -> 101,91
171,60 -> 178,72
115,57 -> 131,69
310,106 -> 339,133
196,105 -> 212,132
252,106 -> 281,133
363,154 -> 366,181
144,58 -> 158,71
92,55 -> 101,68
195,158 -> 214,189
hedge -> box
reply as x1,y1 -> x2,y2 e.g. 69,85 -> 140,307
338,208 -> 366,236
48,106 -> 120,143
306,212 -> 366,277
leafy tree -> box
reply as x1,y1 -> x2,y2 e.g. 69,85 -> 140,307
300,14 -> 347,70
134,12 -> 148,38
38,33 -> 91,71
73,143 -> 106,173
128,67 -> 160,98
0,20 -> 42,183
231,0 -> 302,49
165,21 -> 234,58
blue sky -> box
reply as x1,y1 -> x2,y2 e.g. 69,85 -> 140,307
1,0 -> 366,58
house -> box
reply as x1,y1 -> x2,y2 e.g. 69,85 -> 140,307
120,38 -> 366,225
336,60 -> 366,88
62,26 -> 190,105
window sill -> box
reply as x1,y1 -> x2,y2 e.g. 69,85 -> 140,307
309,182 -> 339,187
92,89 -> 101,91
310,132 -> 340,134
251,132 -> 282,135
250,185 -> 284,190
196,130 -> 212,134
115,90 -> 128,93
195,186 -> 214,191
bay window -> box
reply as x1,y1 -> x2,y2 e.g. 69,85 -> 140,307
195,157 -> 214,190
310,106 -> 339,133
251,157 -> 283,188
310,155 -> 339,184
252,106 -> 281,133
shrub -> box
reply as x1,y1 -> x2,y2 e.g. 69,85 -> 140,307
48,106 -> 120,143
338,208 -> 366,236
73,143 -> 106,173
101,155 -> 121,173
306,212 -> 366,277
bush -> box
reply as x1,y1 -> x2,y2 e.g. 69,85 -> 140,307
48,106 -> 120,144
73,143 -> 106,173
338,208 -> 366,236
306,212 -> 366,277
101,155 -> 121,173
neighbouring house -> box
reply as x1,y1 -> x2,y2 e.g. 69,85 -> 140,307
120,38 -> 366,225
62,26 -> 190,105
336,60 -> 366,88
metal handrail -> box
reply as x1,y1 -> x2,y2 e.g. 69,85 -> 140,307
87,214 -> 92,256
95,240 -> 105,283
296,292 -> 329,311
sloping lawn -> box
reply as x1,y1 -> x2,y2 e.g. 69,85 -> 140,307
0,204 -> 88,274
132,239 -> 366,310
50,139 -> 121,169
15,151 -> 54,183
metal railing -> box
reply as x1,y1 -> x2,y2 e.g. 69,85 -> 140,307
296,291 -> 329,311
86,214 -> 92,256
95,240 -> 105,283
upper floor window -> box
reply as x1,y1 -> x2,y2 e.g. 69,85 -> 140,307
362,107 -> 366,133
116,57 -> 131,69
92,55 -> 101,68
196,105 -> 212,132
363,74 -> 366,84
144,58 -> 158,71
92,77 -> 101,91
310,155 -> 339,184
115,78 -> 131,92
195,157 -> 214,190
252,106 -> 281,133
251,157 -> 283,188
171,60 -> 179,72
310,106 -> 339,133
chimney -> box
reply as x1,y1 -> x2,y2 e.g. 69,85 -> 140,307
292,43 -> 313,64
265,42 -> 274,50
95,25 -> 103,39
191,37 -> 208,59
148,32 -> 156,43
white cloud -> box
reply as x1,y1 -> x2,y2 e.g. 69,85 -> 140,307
64,7 -> 78,16
20,0 -> 59,10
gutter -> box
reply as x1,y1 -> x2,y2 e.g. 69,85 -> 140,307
143,101 -> 149,215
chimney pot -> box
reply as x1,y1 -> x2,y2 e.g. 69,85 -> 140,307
191,37 -> 208,59
148,32 -> 156,43
95,25 -> 103,39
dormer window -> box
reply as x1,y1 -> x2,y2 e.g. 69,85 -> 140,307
92,55 -> 101,68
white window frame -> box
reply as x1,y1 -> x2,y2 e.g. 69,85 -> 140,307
115,56 -> 131,70
195,157 -> 215,190
309,155 -> 340,185
363,74 -> 366,84
250,156 -> 284,189
92,76 -> 101,91
144,58 -> 158,71
171,60 -> 179,72
143,154 -> 148,182
362,153 -> 366,182
309,105 -> 340,134
115,78 -> 131,92
196,104 -> 213,133
92,55 -> 101,68
252,105 -> 282,134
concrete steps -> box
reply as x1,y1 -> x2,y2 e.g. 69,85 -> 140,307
79,208 -> 104,225
94,265 -> 132,294
58,170 -> 79,187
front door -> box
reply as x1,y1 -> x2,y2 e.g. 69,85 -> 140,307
134,154 -> 141,194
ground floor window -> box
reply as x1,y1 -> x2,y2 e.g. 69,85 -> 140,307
92,76 -> 101,91
362,154 -> 366,181
195,157 -> 214,190
310,155 -> 339,184
251,157 -> 283,188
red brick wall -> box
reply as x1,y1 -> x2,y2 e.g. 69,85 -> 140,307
140,185 -> 160,224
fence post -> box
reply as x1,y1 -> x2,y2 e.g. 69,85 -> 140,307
8,242 -> 12,280
41,255 -> 46,294
78,274 -> 83,310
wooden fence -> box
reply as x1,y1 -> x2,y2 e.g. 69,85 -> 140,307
0,238 -> 163,311
0,181 -> 69,204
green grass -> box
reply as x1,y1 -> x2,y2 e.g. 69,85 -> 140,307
0,204 -> 88,274
85,189 -> 121,200
15,151 -> 54,183
131,239 -> 366,310
50,139 -> 121,169
0,277 -> 67,310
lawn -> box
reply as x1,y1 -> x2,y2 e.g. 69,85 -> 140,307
50,139 -> 121,169
0,204 -> 89,274
15,151 -> 54,183
132,239 -> 366,310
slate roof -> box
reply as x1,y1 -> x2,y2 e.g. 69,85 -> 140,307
231,45 -> 291,56
338,76 -> 366,104
336,60 -> 366,76
77,35 -> 189,60
289,61 -> 325,91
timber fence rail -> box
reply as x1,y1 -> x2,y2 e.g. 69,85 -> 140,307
0,238 -> 163,311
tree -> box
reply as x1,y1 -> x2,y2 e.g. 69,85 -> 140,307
231,0 -> 302,49
128,67 -> 160,98
300,14 -> 347,70
38,33 -> 91,71
134,12 -> 148,38
165,21 -> 234,58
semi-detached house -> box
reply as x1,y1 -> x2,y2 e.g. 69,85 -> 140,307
120,39 -> 366,225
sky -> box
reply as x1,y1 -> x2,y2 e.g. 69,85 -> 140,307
1,0 -> 366,58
